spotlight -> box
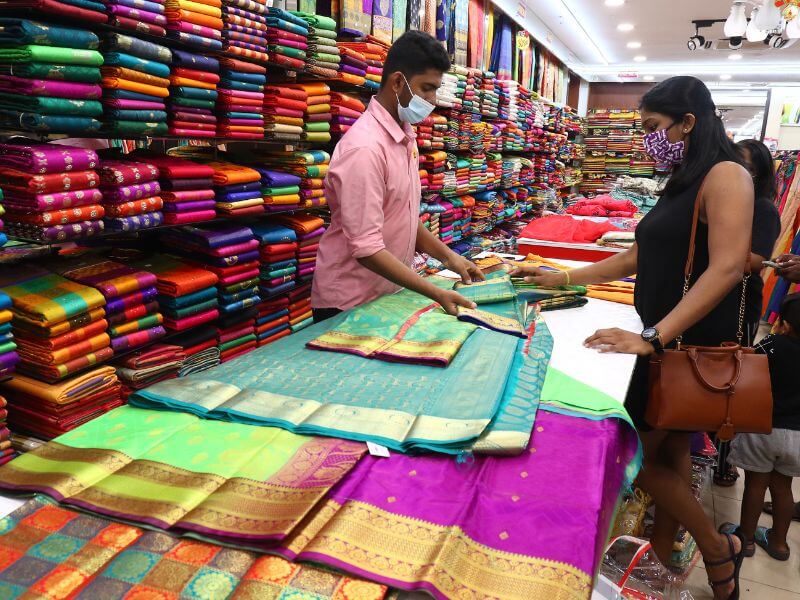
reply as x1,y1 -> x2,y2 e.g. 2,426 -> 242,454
728,36 -> 744,49
765,32 -> 788,48
688,35 -> 707,50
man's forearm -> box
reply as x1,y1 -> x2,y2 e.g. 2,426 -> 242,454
415,222 -> 453,264
357,249 -> 444,302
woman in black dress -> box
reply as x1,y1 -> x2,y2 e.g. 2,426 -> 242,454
514,77 -> 752,600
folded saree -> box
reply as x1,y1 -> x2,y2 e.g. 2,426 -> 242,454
0,365 -> 117,404
1,273 -> 106,325
17,332 -> 110,364
0,167 -> 98,195
0,62 -> 101,83
18,345 -> 114,382
102,77 -> 169,98
0,44 -> 102,66
105,211 -> 164,231
4,204 -> 104,226
0,0 -> 108,23
102,181 -> 161,202
103,52 -> 170,78
0,18 -> 98,48
98,160 -> 159,186
14,318 -> 107,351
107,3 -> 167,25
101,66 -> 170,89
56,259 -> 158,299
104,33 -> 171,63
0,76 -> 101,99
107,301 -> 158,325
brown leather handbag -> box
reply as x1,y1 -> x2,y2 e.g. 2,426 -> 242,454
645,182 -> 773,441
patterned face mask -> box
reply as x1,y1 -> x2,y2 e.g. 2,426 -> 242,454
642,126 -> 686,167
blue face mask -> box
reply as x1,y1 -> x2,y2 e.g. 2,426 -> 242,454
396,73 -> 435,124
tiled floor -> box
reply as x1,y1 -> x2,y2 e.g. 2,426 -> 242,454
681,470 -> 800,599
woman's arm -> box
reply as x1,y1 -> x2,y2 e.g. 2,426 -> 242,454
586,162 -> 754,354
511,244 -> 638,287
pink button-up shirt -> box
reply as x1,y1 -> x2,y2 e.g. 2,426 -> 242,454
311,99 -> 421,311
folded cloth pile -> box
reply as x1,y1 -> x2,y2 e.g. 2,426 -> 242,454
0,393 -> 13,466
0,20 -> 103,134
0,0 -> 108,23
286,280 -> 312,332
114,343 -> 185,398
341,38 -> 388,91
130,253 -> 219,331
221,0 -> 269,61
565,195 -> 638,218
0,367 -> 122,439
257,149 -> 329,210
54,258 -> 165,354
165,0 -> 224,50
105,0 -> 167,37
161,224 -> 261,317
216,305 -> 257,362
285,82 -> 332,143
0,292 -> 18,379
266,7 -> 309,70
216,57 -> 266,139
254,295 -> 291,346
250,221 -> 298,299
98,158 -> 164,231
330,91 -> 365,136
293,11 -> 339,78
274,212 -> 324,286
253,167 -> 302,213
0,191 -> 5,247
0,142 -> 105,241
336,44 -> 367,86
169,326 -> 220,375
263,84 -> 306,142
101,33 -> 171,137
2,271 -> 109,382
129,151 -> 215,225
169,50 -> 220,137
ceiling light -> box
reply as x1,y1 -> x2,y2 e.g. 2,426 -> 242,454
604,0 -> 625,5
720,74 -> 733,80
729,53 -> 743,59
643,75 -> 655,81
617,23 -> 634,32
626,41 -> 642,49
633,55 -> 647,62
747,8 -> 768,41
725,1 -> 748,37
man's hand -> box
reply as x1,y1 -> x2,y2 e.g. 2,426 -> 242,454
443,253 -> 485,284
434,289 -> 477,316
776,254 -> 800,283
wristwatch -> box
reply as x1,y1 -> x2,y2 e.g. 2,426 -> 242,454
641,328 -> 664,353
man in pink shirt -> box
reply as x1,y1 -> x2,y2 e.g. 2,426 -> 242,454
312,31 -> 483,322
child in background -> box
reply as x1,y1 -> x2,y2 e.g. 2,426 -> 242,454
723,293 -> 800,560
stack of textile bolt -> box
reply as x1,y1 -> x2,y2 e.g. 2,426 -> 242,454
0,391 -> 13,466
340,38 -> 388,92
251,221 -> 298,300
0,293 -> 17,379
217,57 -> 267,139
263,84 -> 306,142
337,44 -> 367,86
165,0 -> 224,50
287,280 -> 313,332
105,0 -> 167,37
130,152 -> 216,225
97,158 -> 164,232
0,366 -> 122,440
101,33 -> 171,137
287,83 -> 332,143
295,12 -> 339,78
208,159 -> 264,217
0,143 -> 105,242
276,212 -> 325,288
221,0 -> 269,62
266,7 -> 309,71
113,344 -> 185,399
2,270 -> 109,383
171,326 -> 220,375
259,150 -> 330,210
330,92 -> 365,137
55,259 -> 165,354
169,50 -> 220,138
0,192 -> 5,248
216,303 -> 258,363
254,166 -> 303,213
0,20 -> 103,135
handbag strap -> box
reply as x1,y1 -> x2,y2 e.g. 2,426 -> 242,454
677,175 -> 752,348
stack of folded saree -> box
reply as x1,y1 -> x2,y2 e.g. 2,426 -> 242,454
221,0 -> 269,61
98,158 -> 164,231
336,44 -> 367,86
100,33 -> 171,137
263,84 -> 306,142
165,0 -> 224,50
0,366 -> 122,439
0,20 -> 103,134
255,295 -> 291,345
274,212 -> 325,288
266,7 -> 309,70
170,325 -> 220,374
293,11 -> 339,78
216,304 -> 258,362
206,160 -> 264,216
0,292 -> 18,379
1,271 -> 109,382
0,142 -> 105,241
216,57 -> 266,139
254,166 -> 302,212
105,0 -> 167,36
251,221 -> 298,299
259,149 -> 330,209
330,91 -> 365,136
0,393 -> 13,465
114,343 -> 185,398
168,50 -> 220,137
130,253 -> 219,331
130,151 -> 216,224
286,280 -> 312,331
0,191 -> 5,248
285,82 -> 332,143
54,258 -> 165,354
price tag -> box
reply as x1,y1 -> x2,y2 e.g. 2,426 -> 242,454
366,441 -> 391,457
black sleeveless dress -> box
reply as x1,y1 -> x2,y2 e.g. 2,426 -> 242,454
625,160 -> 755,430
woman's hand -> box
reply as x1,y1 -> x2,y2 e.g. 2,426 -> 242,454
584,328 -> 655,356
507,264 -> 569,287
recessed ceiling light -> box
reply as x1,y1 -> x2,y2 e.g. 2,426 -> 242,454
643,75 -> 655,81
728,53 -> 743,60
720,74 -> 732,80
604,0 -> 625,5
617,23 -> 634,32
626,41 -> 642,49
633,55 -> 647,62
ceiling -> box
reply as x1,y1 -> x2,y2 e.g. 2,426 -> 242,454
523,0 -> 800,85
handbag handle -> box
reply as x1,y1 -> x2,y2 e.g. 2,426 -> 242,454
686,347 -> 744,392
677,176 -> 752,348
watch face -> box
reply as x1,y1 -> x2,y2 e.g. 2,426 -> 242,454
642,328 -> 657,341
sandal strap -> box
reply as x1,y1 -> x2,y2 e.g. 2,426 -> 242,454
708,574 -> 735,588
703,533 -> 737,567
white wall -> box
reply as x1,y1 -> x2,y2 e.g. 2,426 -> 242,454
765,87 -> 800,143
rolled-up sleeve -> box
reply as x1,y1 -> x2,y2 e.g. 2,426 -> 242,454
328,147 -> 387,259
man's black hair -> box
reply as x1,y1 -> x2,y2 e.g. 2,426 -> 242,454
380,31 -> 450,88
780,292 -> 800,333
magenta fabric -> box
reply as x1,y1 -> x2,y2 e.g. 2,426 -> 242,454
107,3 -> 167,25
3,189 -> 103,211
169,128 -> 216,137
164,200 -> 216,212
169,21 -> 223,38
275,410 -> 639,599
163,210 -> 216,224
0,142 -> 98,174
103,99 -> 166,110
162,189 -> 215,202
172,111 -> 218,123
0,76 -> 101,99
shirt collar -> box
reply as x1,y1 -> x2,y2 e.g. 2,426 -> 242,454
368,98 -> 415,144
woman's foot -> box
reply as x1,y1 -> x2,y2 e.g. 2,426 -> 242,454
718,523 -> 754,557
754,526 -> 791,561
704,532 -> 744,600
